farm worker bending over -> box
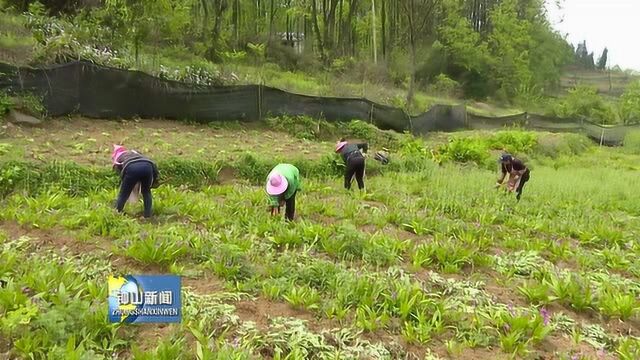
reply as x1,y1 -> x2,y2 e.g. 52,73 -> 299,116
335,138 -> 368,190
496,153 -> 530,201
111,145 -> 159,218
266,163 -> 301,221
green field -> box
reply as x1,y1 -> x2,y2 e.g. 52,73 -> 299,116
1,117 -> 640,359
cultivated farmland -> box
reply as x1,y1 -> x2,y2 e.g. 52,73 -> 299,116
1,118 -> 639,360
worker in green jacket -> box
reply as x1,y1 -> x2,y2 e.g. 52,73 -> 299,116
265,163 -> 301,221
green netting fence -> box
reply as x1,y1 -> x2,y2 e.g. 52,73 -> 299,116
1,61 -> 637,146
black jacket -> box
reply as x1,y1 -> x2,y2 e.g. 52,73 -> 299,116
113,151 -> 160,188
338,143 -> 368,162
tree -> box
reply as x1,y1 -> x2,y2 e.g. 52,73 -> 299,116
574,40 -> 595,69
620,81 -> 640,124
597,47 -> 608,70
487,0 -> 533,99
400,0 -> 441,109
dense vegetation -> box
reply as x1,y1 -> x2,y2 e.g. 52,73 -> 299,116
2,118 -> 640,359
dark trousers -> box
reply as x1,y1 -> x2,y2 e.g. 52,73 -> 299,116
515,171 -> 530,201
345,155 -> 365,190
116,162 -> 154,218
284,191 -> 297,221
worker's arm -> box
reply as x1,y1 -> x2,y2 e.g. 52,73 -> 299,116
496,164 -> 507,184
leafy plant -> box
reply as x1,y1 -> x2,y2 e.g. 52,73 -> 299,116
597,288 -> 640,321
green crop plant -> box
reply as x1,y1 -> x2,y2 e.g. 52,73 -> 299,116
616,337 -> 640,360
597,288 -> 640,321
494,308 -> 553,356
355,304 -> 390,332
322,300 -> 351,323
517,281 -> 557,306
283,285 -> 321,311
3,117 -> 640,358
124,231 -> 187,266
411,239 -> 477,274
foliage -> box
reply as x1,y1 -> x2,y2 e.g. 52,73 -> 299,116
619,81 -> 640,124
551,85 -> 618,124
0,91 -> 13,116
1,122 -> 640,358
3,0 -> 576,105
14,92 -> 46,117
623,131 -> 640,154
428,74 -> 461,98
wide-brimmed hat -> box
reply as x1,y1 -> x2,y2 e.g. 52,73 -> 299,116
335,141 -> 348,153
266,172 -> 288,195
111,144 -> 127,165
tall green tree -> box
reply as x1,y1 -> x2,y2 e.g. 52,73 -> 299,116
487,0 -> 532,99
597,48 -> 608,70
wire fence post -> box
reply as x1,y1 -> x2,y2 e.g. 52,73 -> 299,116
258,80 -> 263,123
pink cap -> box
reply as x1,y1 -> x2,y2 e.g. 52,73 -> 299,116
111,144 -> 127,165
335,141 -> 347,153
266,172 -> 288,195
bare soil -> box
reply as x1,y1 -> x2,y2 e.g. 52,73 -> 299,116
1,117 -> 330,165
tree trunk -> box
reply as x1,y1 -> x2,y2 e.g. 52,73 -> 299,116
201,0 -> 210,40
233,0 -> 239,47
371,0 -> 377,64
311,0 -> 327,62
337,0 -> 343,55
381,0 -> 386,59
324,0 -> 339,58
269,0 -> 275,42
404,0 -> 416,110
347,0 -> 359,56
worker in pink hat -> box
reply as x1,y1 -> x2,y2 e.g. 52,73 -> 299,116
111,144 -> 159,218
335,138 -> 368,191
266,163 -> 301,221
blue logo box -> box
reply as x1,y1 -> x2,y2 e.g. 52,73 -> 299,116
108,275 -> 181,323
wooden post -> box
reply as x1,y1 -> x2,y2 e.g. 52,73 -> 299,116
258,81 -> 263,122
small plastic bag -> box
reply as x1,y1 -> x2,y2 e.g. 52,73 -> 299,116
127,182 -> 142,204
507,174 -> 521,192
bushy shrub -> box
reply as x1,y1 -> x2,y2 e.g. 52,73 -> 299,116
623,131 -> 640,154
157,158 -> 222,187
265,115 -> 326,140
620,81 -> 640,124
533,133 -> 592,158
428,74 -> 461,98
233,153 -> 275,185
487,131 -> 538,154
342,120 -> 400,149
330,57 -> 356,75
438,137 -> 489,165
0,92 -> 13,116
551,85 -> 618,124
14,92 -> 46,117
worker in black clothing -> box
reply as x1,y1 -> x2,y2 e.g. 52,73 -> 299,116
496,153 -> 530,201
335,138 -> 368,190
111,145 -> 159,218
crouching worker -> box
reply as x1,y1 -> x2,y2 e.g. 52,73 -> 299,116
111,145 -> 159,218
496,153 -> 530,201
266,163 -> 301,221
335,138 -> 368,190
